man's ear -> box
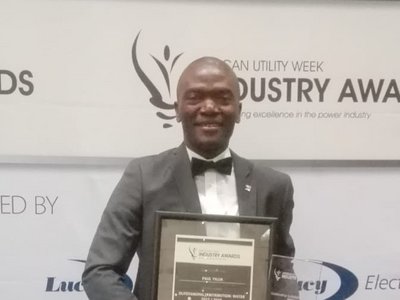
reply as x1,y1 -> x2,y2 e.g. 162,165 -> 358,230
174,101 -> 181,122
235,102 -> 242,123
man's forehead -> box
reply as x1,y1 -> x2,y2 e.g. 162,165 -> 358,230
179,60 -> 235,85
181,70 -> 234,85
183,86 -> 235,95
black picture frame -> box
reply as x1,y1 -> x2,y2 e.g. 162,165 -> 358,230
152,211 -> 277,300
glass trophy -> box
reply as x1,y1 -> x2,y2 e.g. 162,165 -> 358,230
269,255 -> 343,300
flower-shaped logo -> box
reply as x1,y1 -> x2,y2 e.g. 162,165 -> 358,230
131,31 -> 183,128
273,268 -> 282,281
188,246 -> 197,260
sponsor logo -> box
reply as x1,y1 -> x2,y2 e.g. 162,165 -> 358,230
45,259 -> 133,292
45,260 -> 85,293
131,31 -> 183,128
0,69 -> 34,96
46,276 -> 84,292
318,260 -> 358,300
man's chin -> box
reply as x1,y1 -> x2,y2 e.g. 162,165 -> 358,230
194,140 -> 227,157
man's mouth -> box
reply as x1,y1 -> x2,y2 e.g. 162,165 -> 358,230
197,122 -> 221,129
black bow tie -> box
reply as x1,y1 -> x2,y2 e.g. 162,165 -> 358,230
191,157 -> 233,177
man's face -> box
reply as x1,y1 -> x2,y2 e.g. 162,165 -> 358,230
175,59 -> 241,159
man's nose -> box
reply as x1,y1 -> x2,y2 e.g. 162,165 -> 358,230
200,99 -> 219,113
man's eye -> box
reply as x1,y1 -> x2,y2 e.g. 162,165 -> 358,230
216,93 -> 232,103
187,93 -> 202,101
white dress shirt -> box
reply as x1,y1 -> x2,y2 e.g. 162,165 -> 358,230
186,147 -> 240,238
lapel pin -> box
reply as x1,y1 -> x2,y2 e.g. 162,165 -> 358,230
245,184 -> 252,192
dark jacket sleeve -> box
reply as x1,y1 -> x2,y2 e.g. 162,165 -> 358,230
275,174 -> 295,258
82,160 -> 143,300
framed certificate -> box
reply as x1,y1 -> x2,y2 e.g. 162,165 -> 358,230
152,211 -> 277,300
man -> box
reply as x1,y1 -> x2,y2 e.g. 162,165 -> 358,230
82,57 -> 295,300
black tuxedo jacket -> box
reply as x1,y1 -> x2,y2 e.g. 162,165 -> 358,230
82,144 -> 295,300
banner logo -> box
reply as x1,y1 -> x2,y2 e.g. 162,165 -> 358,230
131,31 -> 183,128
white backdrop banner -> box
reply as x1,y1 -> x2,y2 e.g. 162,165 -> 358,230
1,1 -> 400,300
0,0 -> 399,159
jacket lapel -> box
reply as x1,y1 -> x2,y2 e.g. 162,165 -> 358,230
232,152 -> 257,216
172,144 -> 202,213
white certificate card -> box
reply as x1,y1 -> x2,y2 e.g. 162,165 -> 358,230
172,235 -> 255,300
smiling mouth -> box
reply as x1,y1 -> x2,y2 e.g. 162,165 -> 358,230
197,123 -> 221,129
